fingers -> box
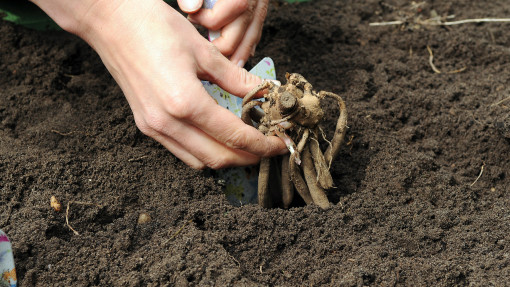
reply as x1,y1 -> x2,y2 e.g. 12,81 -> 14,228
188,0 -> 268,64
177,0 -> 204,13
229,0 -> 267,64
188,0 -> 251,30
150,131 -> 205,169
189,96 -> 287,159
187,56 -> 287,162
209,15 -> 251,57
138,81 -> 268,169
198,47 -> 262,95
154,118 -> 262,169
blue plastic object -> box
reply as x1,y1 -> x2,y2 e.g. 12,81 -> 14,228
0,230 -> 16,287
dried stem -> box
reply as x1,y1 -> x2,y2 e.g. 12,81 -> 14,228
370,18 -> 510,27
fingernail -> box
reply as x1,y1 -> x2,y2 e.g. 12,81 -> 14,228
237,60 -> 245,67
187,15 -> 198,24
250,45 -> 257,57
279,148 -> 289,155
181,0 -> 201,13
208,30 -> 221,41
268,79 -> 281,86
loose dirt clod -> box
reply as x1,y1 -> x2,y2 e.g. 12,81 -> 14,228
242,73 -> 348,209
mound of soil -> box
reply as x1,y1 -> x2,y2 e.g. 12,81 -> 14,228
1,0 -> 509,285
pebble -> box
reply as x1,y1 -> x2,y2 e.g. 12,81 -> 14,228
137,213 -> 151,224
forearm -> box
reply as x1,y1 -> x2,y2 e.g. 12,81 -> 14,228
28,0 -> 285,169
29,0 -> 135,43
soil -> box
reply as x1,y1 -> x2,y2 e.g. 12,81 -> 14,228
1,0 -> 509,286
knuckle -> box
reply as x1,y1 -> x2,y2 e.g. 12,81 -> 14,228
133,115 -> 150,135
136,112 -> 167,136
254,1 -> 269,21
217,40 -> 237,56
164,91 -> 194,120
235,0 -> 250,12
206,155 -> 233,170
197,43 -> 224,74
189,161 -> 207,170
224,129 -> 249,150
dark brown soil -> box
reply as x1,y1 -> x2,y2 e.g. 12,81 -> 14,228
2,0 -> 510,286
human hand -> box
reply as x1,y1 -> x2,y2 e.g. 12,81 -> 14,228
177,0 -> 270,67
31,0 -> 286,169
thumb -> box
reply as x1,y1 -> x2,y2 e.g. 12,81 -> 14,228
177,0 -> 203,13
201,51 -> 263,98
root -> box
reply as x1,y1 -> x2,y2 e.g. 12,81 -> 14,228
274,129 -> 298,159
318,126 -> 334,168
66,201 -> 101,236
370,18 -> 510,27
269,157 -> 283,205
297,129 -> 310,153
287,128 -> 309,165
241,100 -> 263,126
302,148 -> 331,209
287,130 -> 313,204
250,107 -> 265,123
242,81 -> 272,105
309,134 -> 334,190
51,129 -> 91,136
318,126 -> 332,148
290,151 -> 313,204
369,2 -> 510,28
427,46 -> 467,74
51,129 -> 77,136
281,154 -> 294,208
320,91 -> 348,165
426,45 -> 442,74
268,108 -> 300,125
128,155 -> 149,162
258,158 -> 272,208
491,96 -> 510,107
164,219 -> 193,243
470,162 -> 485,187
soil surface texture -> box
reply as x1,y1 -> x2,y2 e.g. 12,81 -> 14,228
1,0 -> 510,286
